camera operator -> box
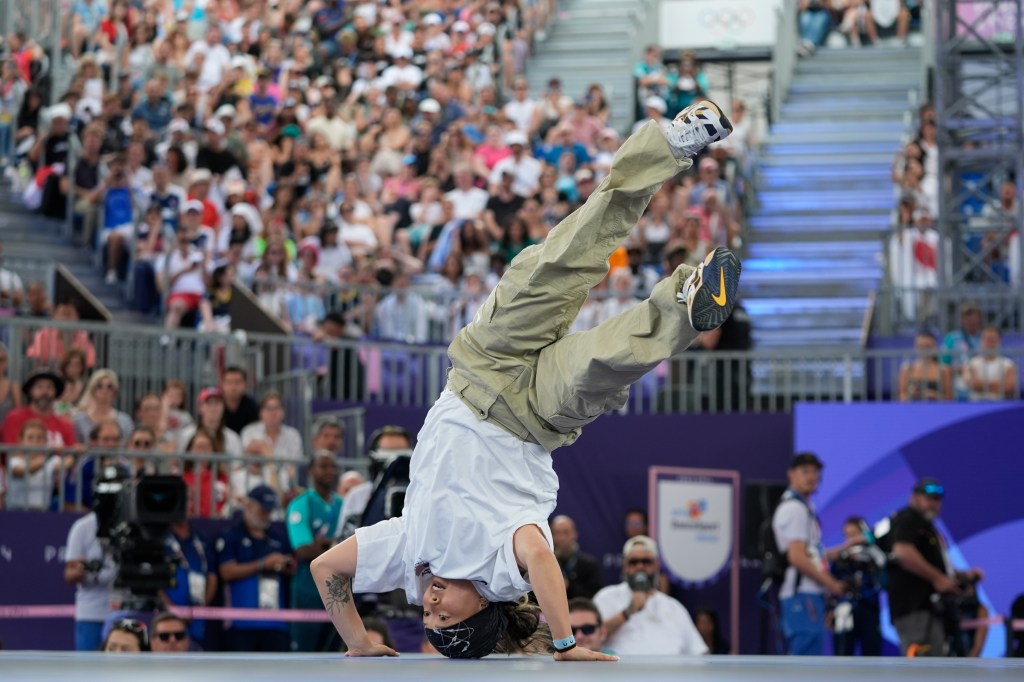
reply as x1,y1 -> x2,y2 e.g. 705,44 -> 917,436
592,535 -> 707,655
64,468 -> 122,650
889,478 -> 984,656
830,516 -> 885,656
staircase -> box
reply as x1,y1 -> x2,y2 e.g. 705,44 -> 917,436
525,0 -> 651,133
744,47 -> 920,350
0,181 -> 149,323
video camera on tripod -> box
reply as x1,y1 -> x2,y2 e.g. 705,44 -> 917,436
93,467 -> 187,601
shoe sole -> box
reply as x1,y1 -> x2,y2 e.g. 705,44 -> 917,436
688,247 -> 742,332
678,99 -> 734,140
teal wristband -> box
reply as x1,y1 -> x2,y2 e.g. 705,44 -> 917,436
553,634 -> 576,652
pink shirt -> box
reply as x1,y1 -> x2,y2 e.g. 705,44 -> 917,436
475,144 -> 512,170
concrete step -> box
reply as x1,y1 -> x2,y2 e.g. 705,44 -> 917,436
756,193 -> 894,211
759,153 -> 893,166
743,296 -> 869,314
752,327 -> 866,347
747,242 -> 882,257
765,130 -> 906,145
763,141 -> 901,155
770,120 -> 906,135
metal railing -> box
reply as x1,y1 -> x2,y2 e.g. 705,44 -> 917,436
5,316 -> 1023,417
770,0 -> 800,125
875,285 -> 1024,336
0,446 -> 374,516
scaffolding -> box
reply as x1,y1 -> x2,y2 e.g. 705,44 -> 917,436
933,0 -> 1024,289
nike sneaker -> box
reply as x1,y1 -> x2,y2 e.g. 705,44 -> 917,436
678,247 -> 741,332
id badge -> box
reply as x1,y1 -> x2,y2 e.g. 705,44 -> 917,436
188,571 -> 207,605
258,576 -> 280,610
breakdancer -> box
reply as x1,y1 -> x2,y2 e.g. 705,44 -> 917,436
312,99 -> 740,660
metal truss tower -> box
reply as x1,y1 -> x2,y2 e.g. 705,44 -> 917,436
934,0 -> 1024,288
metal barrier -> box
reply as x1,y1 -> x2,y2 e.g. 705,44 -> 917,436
0,446 -> 374,516
4,316 -> 1023,417
0,254 -> 56,308
875,285 -> 1024,336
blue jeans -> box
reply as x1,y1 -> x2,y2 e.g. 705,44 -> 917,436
780,593 -> 827,655
0,121 -> 11,161
75,620 -> 104,651
799,9 -> 832,47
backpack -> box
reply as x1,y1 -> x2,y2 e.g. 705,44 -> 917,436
759,491 -> 813,584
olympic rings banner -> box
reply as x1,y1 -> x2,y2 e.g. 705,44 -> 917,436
659,0 -> 783,51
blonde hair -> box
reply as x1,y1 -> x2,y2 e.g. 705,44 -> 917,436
77,368 -> 120,410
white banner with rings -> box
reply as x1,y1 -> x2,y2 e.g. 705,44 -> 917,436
659,0 -> 784,50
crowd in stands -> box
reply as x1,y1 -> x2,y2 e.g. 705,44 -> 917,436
796,0 -> 923,54
2,0 -> 753,347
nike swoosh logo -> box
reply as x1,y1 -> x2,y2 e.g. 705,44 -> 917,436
711,269 -> 728,307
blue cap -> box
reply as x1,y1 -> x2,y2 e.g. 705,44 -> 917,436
247,484 -> 278,511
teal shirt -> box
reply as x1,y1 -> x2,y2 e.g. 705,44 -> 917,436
286,489 -> 343,604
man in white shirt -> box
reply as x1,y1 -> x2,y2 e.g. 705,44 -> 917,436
0,241 -> 24,312
65,510 -> 118,650
489,131 -> 542,198
186,26 -> 232,92
373,271 -> 429,343
503,76 -> 537,134
156,210 -> 209,329
379,47 -> 423,92
771,453 -> 845,655
593,535 -> 707,655
305,99 -> 356,153
445,165 -> 490,220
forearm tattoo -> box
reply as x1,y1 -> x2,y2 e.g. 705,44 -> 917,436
324,573 -> 353,614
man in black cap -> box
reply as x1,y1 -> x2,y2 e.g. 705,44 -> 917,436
888,478 -> 984,656
217,484 -> 294,652
771,453 -> 845,655
2,369 -> 77,446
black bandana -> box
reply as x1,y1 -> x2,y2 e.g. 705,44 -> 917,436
425,603 -> 508,659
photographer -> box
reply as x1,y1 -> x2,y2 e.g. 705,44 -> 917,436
830,516 -> 885,656
592,535 -> 707,655
889,478 -> 984,656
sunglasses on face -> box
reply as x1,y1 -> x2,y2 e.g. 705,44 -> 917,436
627,557 -> 655,567
96,382 -> 116,390
155,630 -> 188,642
572,624 -> 599,636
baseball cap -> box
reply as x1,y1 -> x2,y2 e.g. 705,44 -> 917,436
168,118 -> 190,134
477,22 -> 496,36
623,534 -> 658,557
393,45 -> 413,59
48,103 -> 72,121
452,20 -> 469,33
198,386 -> 223,403
214,104 -> 237,120
788,452 -> 824,470
189,168 -> 213,185
644,96 -> 667,114
183,199 -> 205,214
423,13 -> 443,26
913,477 -> 945,499
574,168 -> 594,183
205,118 -> 226,136
247,484 -> 278,511
418,98 -> 441,114
505,130 -> 527,146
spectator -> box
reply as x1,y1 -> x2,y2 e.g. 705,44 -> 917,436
631,96 -> 670,135
771,453 -> 845,655
309,416 -> 344,459
593,535 -> 707,655
490,131 -> 542,198
72,369 -> 134,445
198,263 -> 235,334
4,419 -> 62,510
238,392 -> 305,497
942,303 -> 983,400
669,51 -> 709,113
56,348 -> 89,416
0,243 -> 24,313
217,484 -> 293,652
889,478 -> 984,656
149,612 -> 192,653
181,429 -> 229,518
160,380 -> 195,443
156,210 -> 210,329
287,451 -> 342,652
132,79 -> 174,136
694,607 -> 730,655
0,343 -> 22,425
373,271 -> 429,343
798,1 -> 834,54
26,300 -> 97,368
65,496 -> 119,650
830,517 -> 883,656
633,45 -> 669,116
21,281 -> 51,319
897,1 -> 924,47
220,366 -> 260,434
2,369 -> 76,447
899,331 -> 954,402
101,618 -> 149,653
503,76 -> 538,135
161,518 -> 217,648
63,419 -> 125,512
964,326 -> 1018,401
0,60 -> 26,169
568,597 -> 611,655
338,470 -> 366,498
840,0 -> 878,47
178,386 -> 243,458
550,515 -> 604,600
595,268 -> 641,327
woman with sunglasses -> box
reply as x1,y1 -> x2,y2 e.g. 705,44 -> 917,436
311,101 -> 738,660
71,369 -> 134,446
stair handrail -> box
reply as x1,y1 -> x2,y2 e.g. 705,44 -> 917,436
770,0 -> 800,125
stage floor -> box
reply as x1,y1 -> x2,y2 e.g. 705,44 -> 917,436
2,652 -> 1023,682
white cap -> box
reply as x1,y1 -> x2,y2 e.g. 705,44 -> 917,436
504,130 -> 528,146
623,534 -> 658,557
418,98 -> 441,114
393,45 -> 413,59
205,119 -> 226,136
452,20 -> 470,32
644,96 -> 667,114
48,103 -> 72,121
477,22 -> 496,36
423,13 -> 443,26
189,168 -> 213,185
231,54 -> 250,71
183,199 -> 205,213
168,118 -> 190,134
214,104 -> 237,121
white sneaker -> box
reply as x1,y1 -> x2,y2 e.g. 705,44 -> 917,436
663,99 -> 733,159
105,269 -> 118,285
